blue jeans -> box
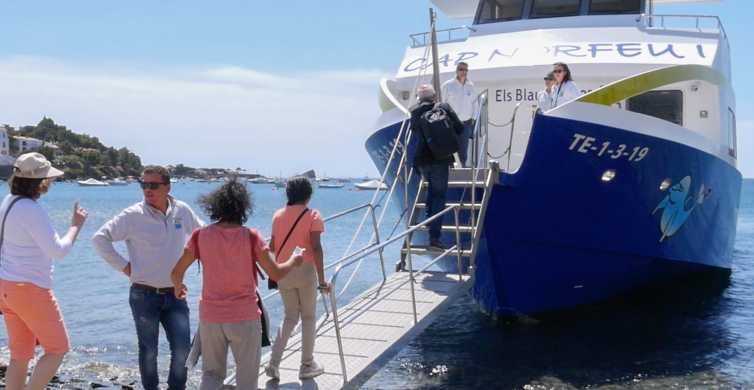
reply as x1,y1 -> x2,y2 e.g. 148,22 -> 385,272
419,162 -> 449,242
458,121 -> 474,167
129,285 -> 191,390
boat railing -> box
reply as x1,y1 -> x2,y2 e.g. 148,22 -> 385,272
409,26 -> 474,48
482,100 -> 524,173
642,13 -> 728,42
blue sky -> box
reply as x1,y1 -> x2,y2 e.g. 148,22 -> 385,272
0,1 -> 751,177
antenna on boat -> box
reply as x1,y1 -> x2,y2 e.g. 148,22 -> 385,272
429,8 -> 442,102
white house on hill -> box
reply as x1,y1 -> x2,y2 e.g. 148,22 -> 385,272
0,126 -> 8,156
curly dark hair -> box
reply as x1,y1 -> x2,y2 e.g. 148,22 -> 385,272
199,177 -> 252,225
286,177 -> 313,206
9,174 -> 45,199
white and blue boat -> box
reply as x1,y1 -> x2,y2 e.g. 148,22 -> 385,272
365,0 -> 740,317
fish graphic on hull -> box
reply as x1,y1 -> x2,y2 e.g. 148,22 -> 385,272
652,176 -> 710,242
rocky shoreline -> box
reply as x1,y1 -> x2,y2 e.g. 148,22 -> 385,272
0,365 -> 137,389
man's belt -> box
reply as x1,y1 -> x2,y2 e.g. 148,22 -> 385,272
132,283 -> 174,294
463,119 -> 474,125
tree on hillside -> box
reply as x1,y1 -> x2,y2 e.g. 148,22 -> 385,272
106,147 -> 119,167
10,117 -> 144,178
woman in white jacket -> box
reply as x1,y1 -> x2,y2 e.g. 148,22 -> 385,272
551,62 -> 582,108
0,153 -> 88,390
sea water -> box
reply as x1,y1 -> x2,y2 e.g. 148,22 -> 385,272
1,180 -> 753,389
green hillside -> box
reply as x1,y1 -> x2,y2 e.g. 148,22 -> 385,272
8,117 -> 142,179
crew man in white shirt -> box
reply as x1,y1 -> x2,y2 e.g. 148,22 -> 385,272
92,165 -> 203,390
441,61 -> 478,167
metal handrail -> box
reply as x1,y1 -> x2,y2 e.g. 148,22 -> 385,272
330,119 -> 409,298
483,101 -> 523,170
327,203 -> 463,383
469,90 -> 490,230
642,13 -> 728,41
409,26 -> 475,47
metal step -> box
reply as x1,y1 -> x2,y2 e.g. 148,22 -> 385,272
449,167 -> 488,182
421,181 -> 485,188
401,246 -> 472,257
415,202 -> 481,210
410,224 -> 474,233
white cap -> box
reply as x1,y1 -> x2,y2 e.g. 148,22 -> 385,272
13,152 -> 64,179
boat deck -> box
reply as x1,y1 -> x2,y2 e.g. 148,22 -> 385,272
257,270 -> 470,390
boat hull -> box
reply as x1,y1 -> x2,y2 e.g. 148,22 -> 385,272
365,112 -> 741,316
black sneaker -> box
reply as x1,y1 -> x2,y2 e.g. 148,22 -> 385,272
428,240 -> 449,251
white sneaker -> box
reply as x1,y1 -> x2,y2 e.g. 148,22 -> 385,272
299,361 -> 325,379
265,365 -> 280,380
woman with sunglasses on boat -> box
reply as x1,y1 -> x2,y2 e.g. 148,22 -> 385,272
551,62 -> 582,108
0,153 -> 88,390
171,177 -> 303,390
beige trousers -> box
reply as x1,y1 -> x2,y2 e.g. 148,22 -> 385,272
199,319 -> 261,390
269,262 -> 318,367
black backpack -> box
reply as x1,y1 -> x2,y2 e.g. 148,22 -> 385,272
420,103 -> 459,160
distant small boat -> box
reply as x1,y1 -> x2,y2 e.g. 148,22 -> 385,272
248,177 -> 275,184
78,178 -> 109,187
319,181 -> 345,189
274,179 -> 286,188
107,178 -> 128,186
354,179 -> 387,191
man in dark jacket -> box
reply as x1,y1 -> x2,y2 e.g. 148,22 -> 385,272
411,84 -> 464,249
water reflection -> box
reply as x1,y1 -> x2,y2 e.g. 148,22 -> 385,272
363,271 -> 753,389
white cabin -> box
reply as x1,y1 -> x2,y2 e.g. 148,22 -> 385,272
378,0 -> 735,172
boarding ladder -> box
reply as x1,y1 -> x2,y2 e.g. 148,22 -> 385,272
221,93 -> 494,389
397,90 -> 496,281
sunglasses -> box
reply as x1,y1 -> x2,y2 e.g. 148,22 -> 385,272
139,181 -> 167,190
457,68 -> 468,72
553,69 -> 565,74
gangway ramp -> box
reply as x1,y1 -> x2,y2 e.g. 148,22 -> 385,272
259,270 -> 469,389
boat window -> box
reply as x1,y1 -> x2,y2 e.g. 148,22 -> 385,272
589,0 -> 641,14
530,0 -> 581,18
627,90 -> 683,126
476,0 -> 525,24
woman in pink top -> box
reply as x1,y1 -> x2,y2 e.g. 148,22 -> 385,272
171,178 -> 302,390
265,177 -> 330,381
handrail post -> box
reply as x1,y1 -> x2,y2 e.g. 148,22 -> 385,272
406,231 -> 418,324
505,102 -> 521,173
369,204 -> 387,283
483,91 -> 489,166
453,206 -> 462,282
328,288 -> 348,383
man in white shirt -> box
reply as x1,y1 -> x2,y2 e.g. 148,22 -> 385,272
441,62 -> 478,167
92,166 -> 203,390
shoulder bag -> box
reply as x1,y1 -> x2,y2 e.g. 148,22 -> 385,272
268,207 -> 309,290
